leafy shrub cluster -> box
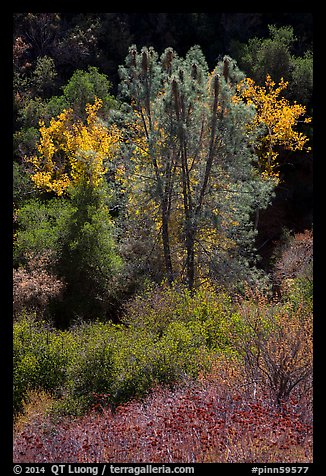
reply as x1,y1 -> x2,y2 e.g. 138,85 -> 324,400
13,185 -> 124,325
14,280 -> 312,418
122,282 -> 237,350
14,285 -> 237,416
13,314 -> 76,414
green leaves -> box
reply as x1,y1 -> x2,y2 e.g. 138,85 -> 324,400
13,287 -> 232,415
55,184 -> 123,322
119,45 -> 277,290
14,184 -> 123,323
14,197 -> 74,266
13,314 -> 75,413
63,66 -> 117,119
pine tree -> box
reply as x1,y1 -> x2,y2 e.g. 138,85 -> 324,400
119,45 -> 276,291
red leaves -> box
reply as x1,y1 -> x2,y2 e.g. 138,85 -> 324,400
13,379 -> 312,463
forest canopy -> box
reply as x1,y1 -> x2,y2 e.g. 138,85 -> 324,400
12,13 -> 313,464
13,13 -> 313,323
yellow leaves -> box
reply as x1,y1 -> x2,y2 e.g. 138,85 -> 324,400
31,172 -> 71,196
85,97 -> 103,125
234,74 -> 311,179
115,164 -> 127,191
27,98 -> 121,195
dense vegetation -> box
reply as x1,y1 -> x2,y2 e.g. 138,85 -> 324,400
13,13 -> 313,464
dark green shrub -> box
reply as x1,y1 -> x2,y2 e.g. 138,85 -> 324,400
14,185 -> 124,325
63,66 -> 118,119
62,322 -> 118,413
54,184 -> 123,323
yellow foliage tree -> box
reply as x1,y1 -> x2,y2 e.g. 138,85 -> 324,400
234,74 -> 311,179
27,98 -> 121,195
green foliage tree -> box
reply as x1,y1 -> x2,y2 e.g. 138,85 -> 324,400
30,55 -> 58,97
13,197 -> 73,268
54,183 -> 123,324
16,66 -> 117,132
232,25 -> 313,105
14,184 -> 123,325
13,159 -> 38,208
118,45 -> 275,291
290,51 -> 313,105
62,66 -> 118,119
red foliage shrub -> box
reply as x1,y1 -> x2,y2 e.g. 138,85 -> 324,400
273,229 -> 313,285
13,374 -> 312,464
233,288 -> 313,406
13,254 -> 64,317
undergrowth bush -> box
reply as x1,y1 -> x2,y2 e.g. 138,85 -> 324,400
232,288 -> 313,405
58,317 -> 216,415
273,229 -> 313,285
13,253 -> 65,318
13,313 -> 76,414
48,283 -> 243,415
122,282 -> 239,352
14,280 -> 312,417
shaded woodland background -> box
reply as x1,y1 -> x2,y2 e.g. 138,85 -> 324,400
13,12 -> 313,269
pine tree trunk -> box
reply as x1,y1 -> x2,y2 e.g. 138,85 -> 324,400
185,226 -> 195,291
162,207 -> 174,285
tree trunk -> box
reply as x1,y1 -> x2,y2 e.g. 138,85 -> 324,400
162,206 -> 174,285
185,225 -> 195,291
